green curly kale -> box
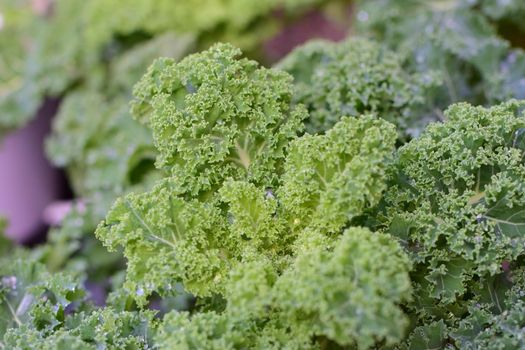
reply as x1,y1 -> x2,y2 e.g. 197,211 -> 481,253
397,267 -> 525,349
84,0 -> 276,48
379,100 -> 525,330
399,320 -> 448,350
8,3 -> 525,348
47,92 -> 154,210
278,38 -> 437,135
96,43 -> 412,348
11,0 -> 195,126
97,43 -> 398,302
131,43 -> 306,197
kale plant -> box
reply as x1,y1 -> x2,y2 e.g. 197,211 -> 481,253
1,2 -> 525,349
96,43 -> 412,349
277,38 -> 437,136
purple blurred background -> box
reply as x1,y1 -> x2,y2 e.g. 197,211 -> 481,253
0,99 -> 70,243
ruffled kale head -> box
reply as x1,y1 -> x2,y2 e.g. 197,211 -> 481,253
273,227 -> 412,349
132,42 -> 306,198
380,100 -> 525,324
278,38 -> 436,136
98,43 -> 304,302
